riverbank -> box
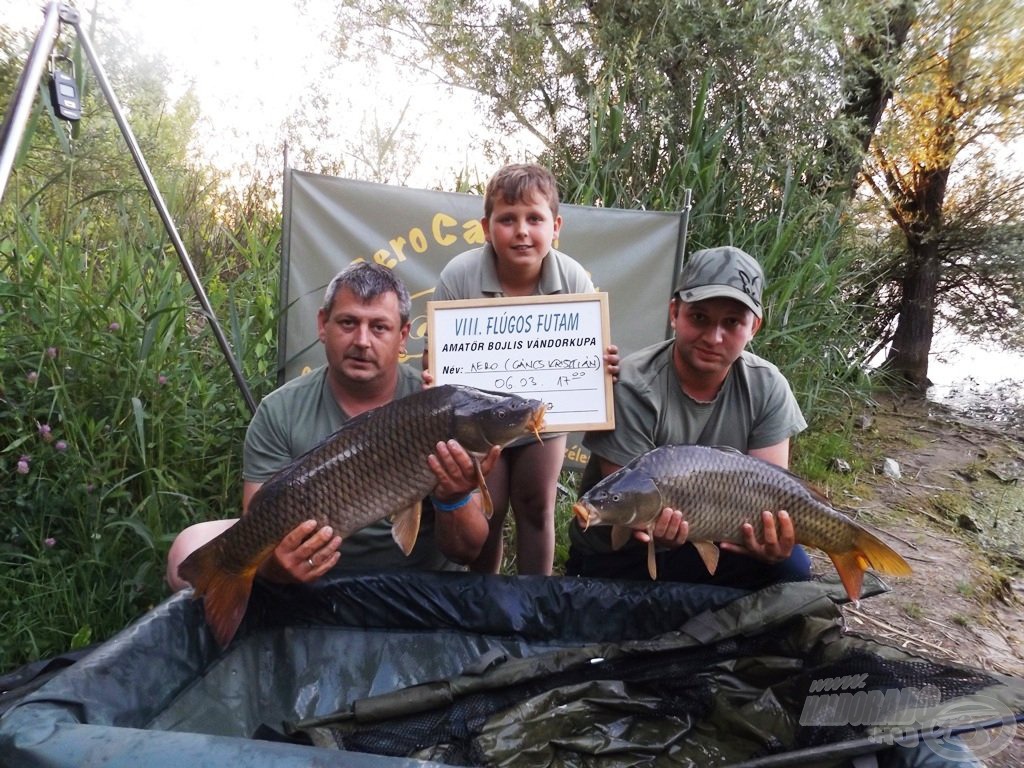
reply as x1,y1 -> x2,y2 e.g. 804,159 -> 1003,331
825,391 -> 1024,765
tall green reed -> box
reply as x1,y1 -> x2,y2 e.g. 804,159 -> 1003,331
0,200 -> 279,674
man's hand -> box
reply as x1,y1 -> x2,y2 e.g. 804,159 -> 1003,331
428,440 -> 499,503
719,510 -> 796,563
629,507 -> 689,547
262,519 -> 342,583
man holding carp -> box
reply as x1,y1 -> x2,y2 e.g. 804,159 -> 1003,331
166,262 -> 501,592
566,245 -> 814,589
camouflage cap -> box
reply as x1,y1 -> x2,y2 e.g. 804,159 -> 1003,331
673,246 -> 764,319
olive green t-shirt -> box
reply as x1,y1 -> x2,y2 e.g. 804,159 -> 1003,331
243,363 -> 457,571
433,243 -> 596,302
570,339 -> 807,556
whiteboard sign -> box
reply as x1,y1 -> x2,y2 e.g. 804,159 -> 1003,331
427,293 -> 614,432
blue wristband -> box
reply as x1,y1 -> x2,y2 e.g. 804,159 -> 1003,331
431,493 -> 472,512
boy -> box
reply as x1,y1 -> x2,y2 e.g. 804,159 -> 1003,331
429,163 -> 618,575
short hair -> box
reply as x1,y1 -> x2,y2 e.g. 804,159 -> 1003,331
321,262 -> 412,324
484,163 -> 560,219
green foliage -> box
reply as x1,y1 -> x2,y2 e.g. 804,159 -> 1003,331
0,210 -> 279,674
552,76 -> 877,425
335,0 -> 861,205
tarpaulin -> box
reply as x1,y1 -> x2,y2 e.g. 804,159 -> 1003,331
1,572 -> 1019,767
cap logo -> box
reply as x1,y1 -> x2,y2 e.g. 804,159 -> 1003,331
738,270 -> 762,307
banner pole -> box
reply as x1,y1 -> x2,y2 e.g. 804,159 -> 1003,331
666,188 -> 693,339
278,146 -> 293,387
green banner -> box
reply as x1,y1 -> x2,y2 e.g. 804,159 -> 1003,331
281,170 -> 685,467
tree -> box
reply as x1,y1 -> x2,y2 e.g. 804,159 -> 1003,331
328,0 -> 866,208
810,0 -> 917,196
860,0 -> 1024,389
0,15 -> 205,245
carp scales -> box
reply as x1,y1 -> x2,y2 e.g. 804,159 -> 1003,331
573,444 -> 911,600
179,384 -> 546,647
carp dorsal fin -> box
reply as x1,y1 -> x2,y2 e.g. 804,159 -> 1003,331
692,540 -> 721,575
472,456 -> 494,519
390,501 -> 422,556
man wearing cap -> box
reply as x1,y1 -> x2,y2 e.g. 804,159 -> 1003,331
566,246 -> 811,588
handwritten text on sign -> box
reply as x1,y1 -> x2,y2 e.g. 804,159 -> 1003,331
427,293 -> 614,432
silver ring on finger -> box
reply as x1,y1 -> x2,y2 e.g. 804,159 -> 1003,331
307,557 -> 315,568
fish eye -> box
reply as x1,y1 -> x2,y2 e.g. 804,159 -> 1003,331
611,493 -> 621,502
496,408 -> 507,419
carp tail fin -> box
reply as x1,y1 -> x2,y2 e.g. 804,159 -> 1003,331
827,550 -> 869,603
851,528 -> 913,576
828,529 -> 912,602
178,541 -> 258,649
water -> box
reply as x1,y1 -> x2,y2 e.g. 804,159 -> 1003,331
926,333 -> 1024,569
925,332 -> 1024,432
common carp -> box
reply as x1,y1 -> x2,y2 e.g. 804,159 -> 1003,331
572,444 -> 911,600
179,384 -> 546,647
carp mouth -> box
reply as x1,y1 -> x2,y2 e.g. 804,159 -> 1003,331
572,500 -> 594,530
528,403 -> 547,443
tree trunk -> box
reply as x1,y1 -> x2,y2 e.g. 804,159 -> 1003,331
811,0 -> 916,196
884,243 -> 940,391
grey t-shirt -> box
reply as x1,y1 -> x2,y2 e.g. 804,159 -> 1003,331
243,363 -> 456,571
571,339 -> 806,556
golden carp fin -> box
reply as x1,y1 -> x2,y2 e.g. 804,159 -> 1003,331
646,539 -> 658,580
472,457 -> 494,519
572,501 -> 592,530
528,403 -> 547,443
692,540 -> 721,575
828,528 -> 912,601
178,540 -> 267,649
610,524 -> 633,551
852,528 -> 913,576
828,550 -> 870,602
390,501 -> 422,556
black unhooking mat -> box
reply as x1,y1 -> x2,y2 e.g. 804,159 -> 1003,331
1,571 -> 1021,768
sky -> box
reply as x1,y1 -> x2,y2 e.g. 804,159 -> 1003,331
4,0 -> 540,187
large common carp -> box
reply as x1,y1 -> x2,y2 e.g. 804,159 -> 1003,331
179,384 -> 546,647
573,444 -> 911,600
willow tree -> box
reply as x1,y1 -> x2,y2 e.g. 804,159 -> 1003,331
860,0 -> 1024,389
328,0 -> 867,209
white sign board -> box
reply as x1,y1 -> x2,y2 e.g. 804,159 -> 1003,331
427,293 -> 614,432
